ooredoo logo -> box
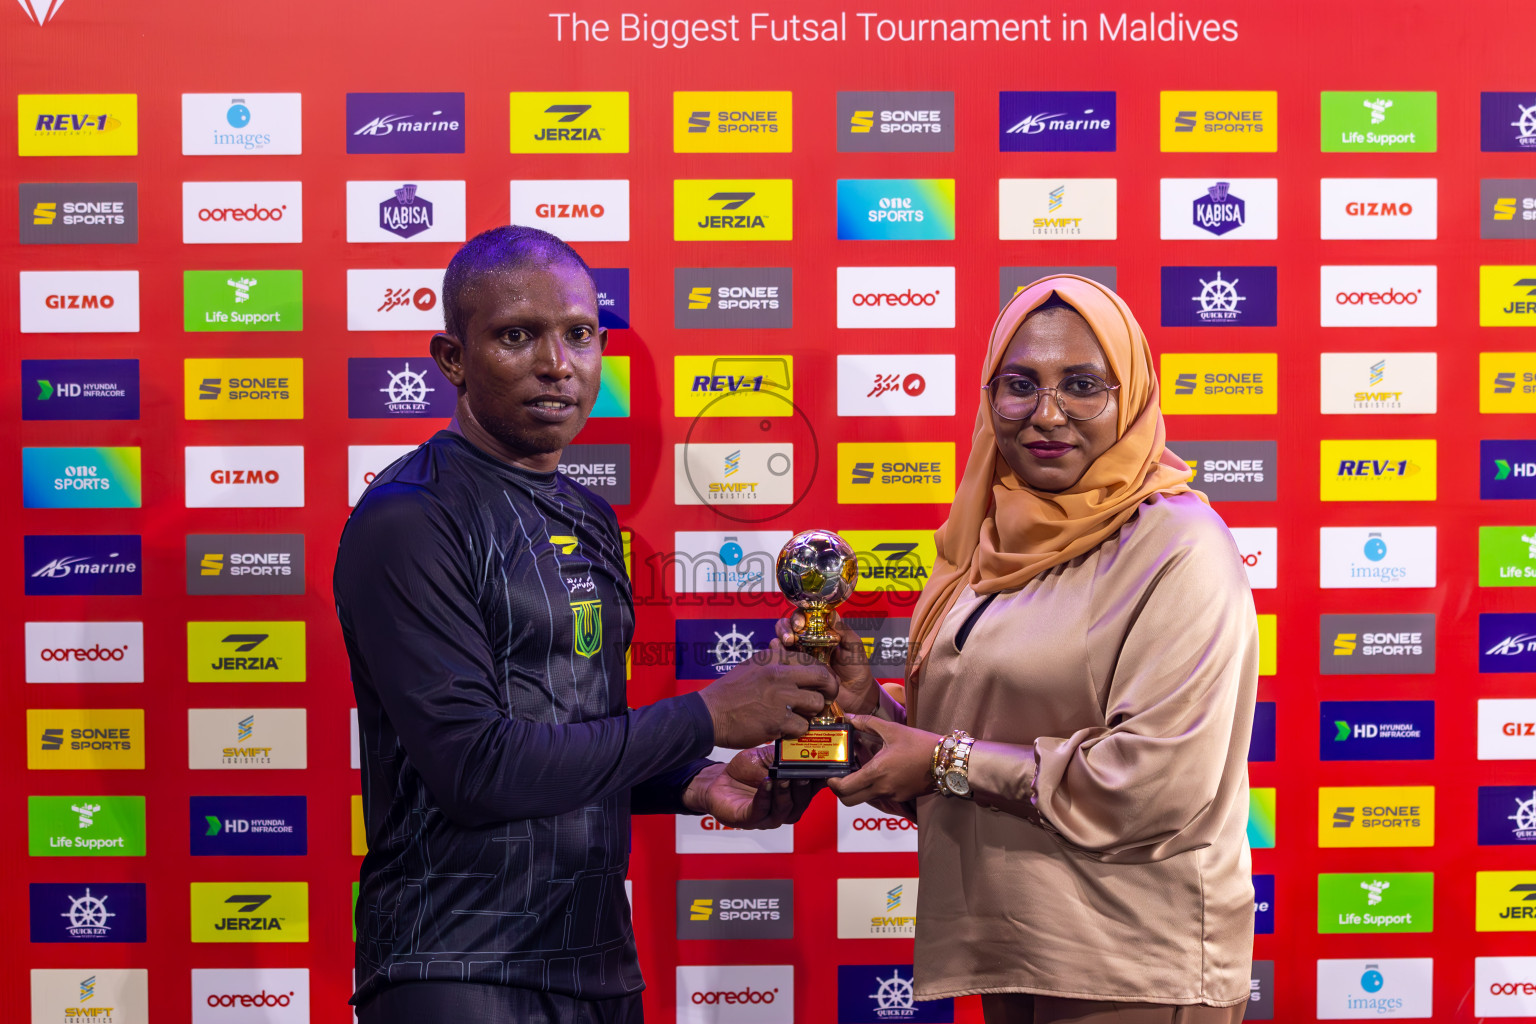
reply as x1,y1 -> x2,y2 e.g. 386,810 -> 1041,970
1477,958 -> 1536,1016
677,965 -> 792,1024
26,621 -> 144,683
183,182 -> 303,244
837,267 -> 955,329
20,271 -> 140,333
1320,266 -> 1437,327
192,966 -> 309,1020
838,799 -> 918,852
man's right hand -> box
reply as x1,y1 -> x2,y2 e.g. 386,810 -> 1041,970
774,611 -> 881,716
698,640 -> 840,749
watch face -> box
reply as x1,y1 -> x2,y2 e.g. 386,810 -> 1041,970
944,770 -> 969,795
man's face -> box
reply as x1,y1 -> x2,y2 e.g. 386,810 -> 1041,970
432,260 -> 607,470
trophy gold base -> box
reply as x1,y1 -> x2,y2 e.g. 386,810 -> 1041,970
769,722 -> 855,779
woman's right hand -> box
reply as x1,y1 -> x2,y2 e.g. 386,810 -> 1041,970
774,610 -> 881,715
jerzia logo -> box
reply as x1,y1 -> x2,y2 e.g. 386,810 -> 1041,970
674,180 -> 792,240
510,92 -> 629,152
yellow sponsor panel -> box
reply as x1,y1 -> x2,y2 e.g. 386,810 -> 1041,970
509,91 -> 629,153
1256,614 -> 1276,676
351,795 -> 368,855
1476,871 -> 1536,931
838,443 -> 956,504
674,354 -> 794,418
840,529 -> 937,594
1319,439 -> 1437,501
673,91 -> 792,153
1159,91 -> 1277,152
18,94 -> 139,156
190,881 -> 309,943
1161,354 -> 1278,415
1480,352 -> 1536,412
1318,786 -> 1434,848
1480,267 -> 1536,326
187,621 -> 307,683
184,358 -> 304,420
674,179 -> 793,241
27,709 -> 144,770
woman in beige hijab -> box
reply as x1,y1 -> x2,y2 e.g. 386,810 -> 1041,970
787,275 -> 1258,1023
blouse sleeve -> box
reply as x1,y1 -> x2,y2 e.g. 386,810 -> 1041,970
965,518 -> 1259,863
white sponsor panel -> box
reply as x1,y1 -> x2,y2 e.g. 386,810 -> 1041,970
348,445 -> 417,506
1320,352 -> 1438,414
1320,179 -> 1438,240
1476,957 -> 1536,1017
1320,266 -> 1437,328
1319,527 -> 1437,589
185,446 -> 305,509
19,270 -> 140,333
181,93 -> 303,155
999,178 -> 1118,240
26,621 -> 144,683
836,877 -> 919,939
183,181 -> 303,244
1158,178 -> 1279,240
676,812 -> 793,854
676,965 -> 793,1024
674,444 -> 794,506
346,268 -> 445,331
837,798 -> 919,852
673,531 -> 793,596
350,708 -> 361,770
509,179 -> 631,242
837,353 -> 956,417
1480,699 -> 1536,760
836,266 -> 956,329
1228,527 -> 1277,590
192,968 -> 310,1023
32,969 -> 149,1024
188,708 -> 308,770
1316,958 -> 1432,1019
345,180 -> 466,243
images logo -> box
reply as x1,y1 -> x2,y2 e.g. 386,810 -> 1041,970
1160,353 -> 1276,414
999,90 -> 1115,151
1159,91 -> 1277,152
28,795 -> 147,857
1174,440 -> 1276,501
837,443 -> 955,504
346,92 -> 464,153
190,796 -> 307,856
185,358 -> 303,420
837,965 -> 954,1023
1321,701 -> 1434,761
190,882 -> 309,943
676,880 -> 793,940
23,447 -> 141,509
182,181 -> 303,244
187,707 -> 308,770
1319,787 -> 1434,848
1159,178 -> 1278,240
510,178 -> 631,242
558,443 -> 631,505
345,180 -> 464,243
672,531 -> 792,596
1479,786 -> 1536,845
837,179 -> 955,240
347,358 -> 454,419
181,93 -> 302,155
1321,178 -> 1438,240
1319,439 -> 1437,502
999,178 -> 1117,240
18,94 -> 138,156
674,268 -> 794,329
25,535 -> 141,596
30,883 -> 147,943
184,269 -> 303,332
1320,614 -> 1435,675
674,91 -> 791,153
1480,265 -> 1536,325
1321,91 -> 1437,152
1483,93 -> 1536,151
836,877 -> 919,938
1321,265 -> 1437,327
19,270 -> 139,333
187,621 -> 305,683
675,444 -> 794,506
25,621 -> 144,683
1160,267 -> 1278,327
19,182 -> 137,244
1482,440 -> 1536,499
1480,624 -> 1536,675
675,180 -> 793,241
1318,527 -> 1436,589
1319,352 -> 1437,414
838,91 -> 954,152
510,91 -> 629,152
839,530 -> 938,594
836,267 -> 955,329
837,354 -> 955,417
1317,959 -> 1432,1019
674,355 -> 794,418
27,709 -> 144,770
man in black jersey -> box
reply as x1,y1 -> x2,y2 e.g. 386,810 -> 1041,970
335,226 -> 837,1023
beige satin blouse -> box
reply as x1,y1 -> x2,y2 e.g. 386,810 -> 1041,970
892,492 -> 1258,1006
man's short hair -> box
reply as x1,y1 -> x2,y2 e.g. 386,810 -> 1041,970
441,225 -> 594,342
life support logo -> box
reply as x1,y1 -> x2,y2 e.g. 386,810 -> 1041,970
184,269 -> 303,333
510,91 -> 629,153
1321,91 -> 1437,153
674,91 -> 792,152
18,94 -> 139,155
1159,91 -> 1277,152
674,179 -> 793,241
1318,787 -> 1434,848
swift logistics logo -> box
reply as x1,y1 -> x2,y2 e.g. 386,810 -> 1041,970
25,621 -> 143,683
19,270 -> 139,333
1319,786 -> 1434,848
19,182 -> 137,244
839,530 -> 938,593
190,882 -> 309,942
1160,353 -> 1277,414
185,358 -> 303,420
32,970 -> 150,1024
837,965 -> 954,1023
838,91 -> 954,152
1482,440 -> 1536,499
1319,614 -> 1435,675
1318,352 -> 1438,414
23,447 -> 141,509
346,92 -> 464,153
18,94 -> 138,156
1321,701 -> 1434,760
837,267 -> 954,329
674,268 -> 793,328
27,795 -> 146,857
511,179 -> 631,242
674,354 -> 794,418
346,180 -> 465,243
1175,440 -> 1276,501
1318,527 -> 1437,589
183,270 -> 303,332
30,882 -> 147,942
186,535 -> 304,596
1477,871 -> 1536,931
1321,178 -> 1438,240
190,795 -> 307,855
1159,179 -> 1278,240
182,181 -> 302,244
1159,91 -> 1277,152
22,358 -> 138,420
1480,266 -> 1536,326
837,179 -> 955,240
25,535 -> 141,596
1318,873 -> 1433,933
1321,91 -> 1437,152
27,709 -> 144,770
675,180 -> 792,240
347,358 -> 455,418
1160,267 -> 1277,327
187,621 -> 306,683
1319,439 -> 1437,501
999,90 -> 1115,151
187,707 -> 308,770
836,353 -> 955,417
836,877 -> 919,938
181,93 -> 302,155
510,91 -> 629,152
1316,958 -> 1432,1018
1480,352 -> 1536,412
1482,92 -> 1536,151
674,91 -> 791,152
676,879 -> 793,939
837,442 -> 955,504
1480,526 -> 1536,586
999,178 -> 1117,240
1479,786 -> 1536,845
185,446 -> 305,508
1321,265 -> 1437,327
674,444 -> 794,506
345,268 -> 443,331
1480,621 -> 1536,675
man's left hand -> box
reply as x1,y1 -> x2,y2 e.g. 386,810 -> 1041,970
683,747 -> 822,829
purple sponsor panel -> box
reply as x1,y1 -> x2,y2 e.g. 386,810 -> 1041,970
1482,92 -> 1536,152
346,92 -> 465,154
347,358 -> 455,418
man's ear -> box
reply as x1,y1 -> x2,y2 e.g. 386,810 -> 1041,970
596,326 -> 609,354
430,332 -> 466,388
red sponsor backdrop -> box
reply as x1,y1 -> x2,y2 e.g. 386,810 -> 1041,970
4,1 -> 1535,1020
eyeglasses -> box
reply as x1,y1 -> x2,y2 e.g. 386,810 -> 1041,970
982,373 -> 1120,421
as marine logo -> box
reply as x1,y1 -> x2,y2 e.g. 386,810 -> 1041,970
572,599 -> 602,658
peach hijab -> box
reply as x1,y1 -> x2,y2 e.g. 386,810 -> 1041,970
907,274 -> 1202,682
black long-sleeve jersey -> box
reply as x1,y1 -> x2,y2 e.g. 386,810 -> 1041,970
334,430 -> 714,1012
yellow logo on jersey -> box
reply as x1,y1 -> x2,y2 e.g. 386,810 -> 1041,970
1161,354 -> 1277,415
1476,871 -> 1536,931
28,709 -> 144,770
838,443 -> 956,504
674,355 -> 795,418
1319,439 -> 1437,501
190,882 -> 309,943
185,359 -> 304,420
674,180 -> 793,241
1480,352 -> 1536,412
674,92 -> 792,153
1480,267 -> 1536,326
18,94 -> 139,156
839,530 -> 938,594
509,92 -> 629,153
1318,786 -> 1434,848
187,622 -> 306,683
572,599 -> 602,658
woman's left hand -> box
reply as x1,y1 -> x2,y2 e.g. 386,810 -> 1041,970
827,715 -> 941,807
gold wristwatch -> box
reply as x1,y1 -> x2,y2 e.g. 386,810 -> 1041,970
933,729 -> 976,799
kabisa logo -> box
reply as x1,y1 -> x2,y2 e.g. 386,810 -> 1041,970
1480,616 -> 1536,674
1318,352 -> 1437,414
837,179 -> 956,240
838,442 -> 955,504
19,182 -> 138,244
346,92 -> 465,153
1319,439 -> 1437,502
183,269 -> 303,332
23,447 -> 141,509
998,178 -> 1118,240
836,964 -> 954,1023
1320,265 -> 1438,327
1480,787 -> 1536,845
1160,267 -> 1278,327
20,270 -> 140,333
558,443 -> 632,505
25,621 -> 144,684
1192,181 -> 1244,235
1318,872 -> 1434,934
674,179 -> 792,241
675,268 -> 794,329
1484,180 -> 1536,240
1321,91 -> 1438,152
186,534 -> 305,596
674,91 -> 792,153
1316,959 -> 1432,1018
1482,440 -> 1536,499
836,353 -> 955,418
840,530 -> 938,593
27,795 -> 147,857
25,535 -> 142,597
674,354 -> 794,418
191,882 -> 309,943
1321,701 -> 1434,761
1318,787 -> 1435,848
1477,872 -> 1536,931
999,90 -> 1115,151
347,358 -> 454,418
1175,440 -> 1277,501
1480,266 -> 1536,325
1479,525 -> 1536,586
185,358 -> 303,420
378,183 -> 432,238
181,93 -> 302,155
1320,614 -> 1435,675
1319,527 -> 1437,589
22,358 -> 138,421
18,94 -> 139,156
1159,91 -> 1277,152
182,181 -> 303,244
510,91 -> 629,153
676,880 -> 794,939
345,179 -> 464,243
190,796 -> 307,856
1160,353 -> 1277,415
837,91 -> 954,153
30,883 -> 147,943
187,621 -> 306,683
1482,93 -> 1536,152
1159,179 -> 1277,241
27,709 -> 145,772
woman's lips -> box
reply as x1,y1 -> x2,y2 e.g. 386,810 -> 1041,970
1023,441 -> 1074,460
